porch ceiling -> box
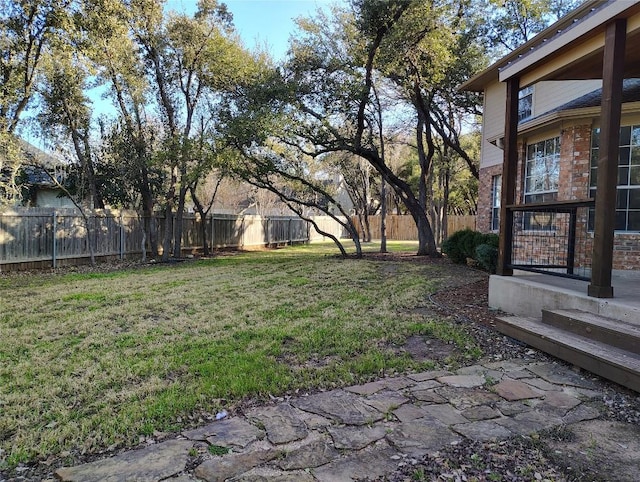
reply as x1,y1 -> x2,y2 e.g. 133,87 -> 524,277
531,26 -> 640,82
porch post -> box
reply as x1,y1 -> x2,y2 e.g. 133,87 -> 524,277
588,19 -> 626,298
497,77 -> 520,276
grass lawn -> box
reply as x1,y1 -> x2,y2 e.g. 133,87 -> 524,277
0,241 -> 483,469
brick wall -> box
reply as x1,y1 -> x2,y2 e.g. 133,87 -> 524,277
563,125 -> 593,271
477,163 -> 503,233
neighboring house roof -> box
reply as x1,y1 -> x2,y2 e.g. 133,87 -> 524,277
17,140 -> 69,187
20,164 -> 64,187
1,138 -> 62,181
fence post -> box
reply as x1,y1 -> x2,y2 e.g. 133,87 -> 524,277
241,216 -> 245,248
288,218 -> 293,245
266,217 -> 270,246
119,212 -> 125,260
211,213 -> 216,254
52,211 -> 57,269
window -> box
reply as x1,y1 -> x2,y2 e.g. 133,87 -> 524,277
518,86 -> 534,122
490,175 -> 501,231
524,137 -> 560,204
523,137 -> 559,230
590,125 -> 640,231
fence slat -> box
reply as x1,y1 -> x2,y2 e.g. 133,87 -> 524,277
350,215 -> 477,241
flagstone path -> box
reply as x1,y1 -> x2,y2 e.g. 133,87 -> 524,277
53,360 -> 605,482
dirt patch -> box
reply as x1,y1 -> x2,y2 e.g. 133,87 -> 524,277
431,277 -> 496,328
380,437 -> 565,482
401,335 -> 458,362
545,420 -> 640,481
381,409 -> 640,482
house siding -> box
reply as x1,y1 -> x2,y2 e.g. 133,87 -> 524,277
533,80 -> 602,116
479,79 -> 602,171
480,81 -> 506,169
34,189 -> 76,208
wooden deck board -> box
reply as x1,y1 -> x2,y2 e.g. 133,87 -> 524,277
542,309 -> 640,354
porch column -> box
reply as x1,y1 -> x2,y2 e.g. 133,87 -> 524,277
588,19 -> 627,298
497,77 -> 520,276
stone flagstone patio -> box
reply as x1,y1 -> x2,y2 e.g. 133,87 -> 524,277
53,360 -> 604,482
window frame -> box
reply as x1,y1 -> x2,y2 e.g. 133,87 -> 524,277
490,174 -> 501,231
524,136 -> 560,204
523,136 -> 560,231
518,86 -> 534,122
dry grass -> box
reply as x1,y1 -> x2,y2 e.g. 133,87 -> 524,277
0,241 -> 484,469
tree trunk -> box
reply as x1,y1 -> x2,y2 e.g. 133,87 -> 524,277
386,178 -> 437,256
412,204 -> 437,256
442,165 -> 450,242
138,211 -> 147,263
192,200 -> 209,256
356,146 -> 438,256
362,211 -> 371,243
139,166 -> 158,257
161,206 -> 173,261
380,176 -> 387,253
173,184 -> 188,258
357,212 -> 367,242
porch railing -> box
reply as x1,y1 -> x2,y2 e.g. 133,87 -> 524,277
506,199 -> 595,281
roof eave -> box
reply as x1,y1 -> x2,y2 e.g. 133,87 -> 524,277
499,1 -> 639,83
460,0 -> 608,92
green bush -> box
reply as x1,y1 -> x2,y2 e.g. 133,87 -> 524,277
442,230 -> 499,272
460,230 -> 484,260
441,228 -> 474,264
475,243 -> 498,273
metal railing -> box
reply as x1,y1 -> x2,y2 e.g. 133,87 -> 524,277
506,199 -> 595,280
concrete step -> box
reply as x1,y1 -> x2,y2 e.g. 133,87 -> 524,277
495,315 -> 640,393
542,309 -> 640,354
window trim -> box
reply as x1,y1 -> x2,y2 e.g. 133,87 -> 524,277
524,136 -> 560,204
490,174 -> 501,232
518,86 -> 534,122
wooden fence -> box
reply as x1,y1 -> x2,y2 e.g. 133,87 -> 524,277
0,208 -> 315,271
352,214 -> 477,241
447,215 -> 477,234
0,209 -> 477,271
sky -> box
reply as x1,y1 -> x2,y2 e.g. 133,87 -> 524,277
167,0 -> 338,61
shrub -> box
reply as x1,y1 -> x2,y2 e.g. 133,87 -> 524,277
475,243 -> 498,273
460,230 -> 484,260
442,230 -> 500,272
478,233 -> 499,248
442,228 -> 474,264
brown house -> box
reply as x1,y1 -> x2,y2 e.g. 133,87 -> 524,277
461,0 -> 640,392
